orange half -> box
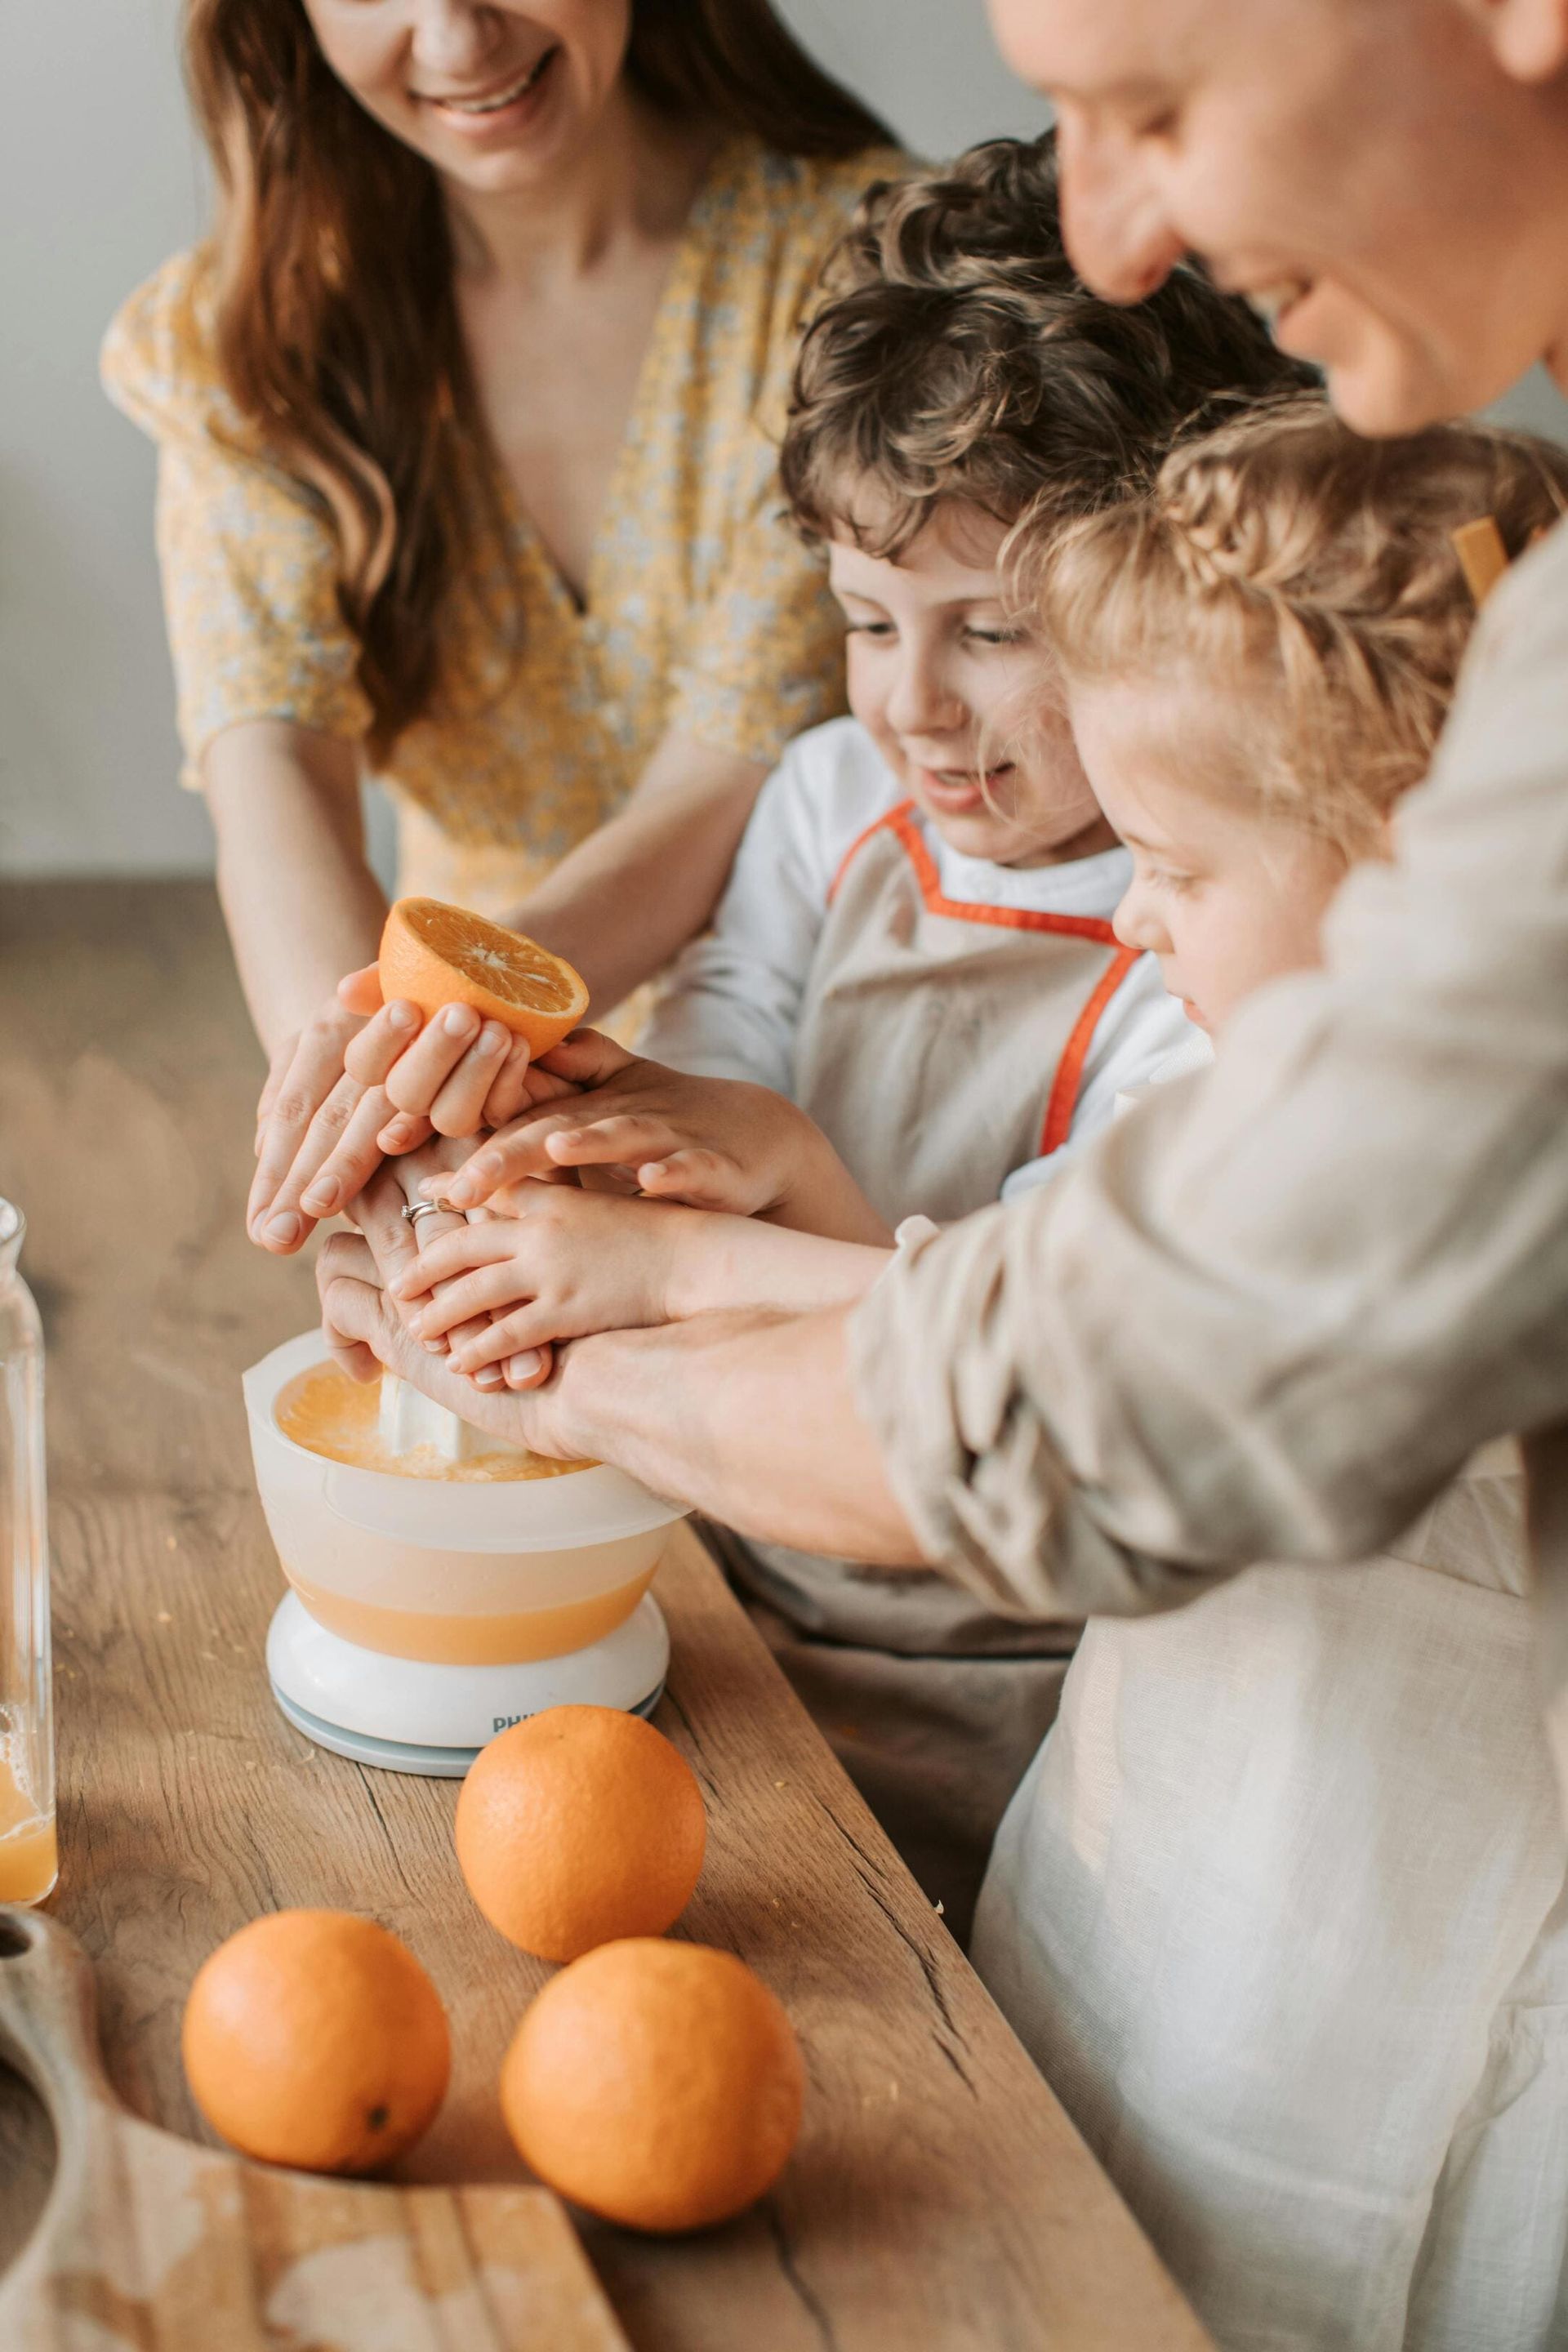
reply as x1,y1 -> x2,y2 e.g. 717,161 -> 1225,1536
379,898 -> 590,1056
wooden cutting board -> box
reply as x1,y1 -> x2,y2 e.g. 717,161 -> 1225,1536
0,1905 -> 628,2352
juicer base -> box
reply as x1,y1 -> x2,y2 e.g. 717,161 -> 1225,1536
265,1588 -> 671,1776
269,1682 -> 665,1777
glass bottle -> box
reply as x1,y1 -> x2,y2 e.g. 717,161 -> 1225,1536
0,1199 -> 55,1904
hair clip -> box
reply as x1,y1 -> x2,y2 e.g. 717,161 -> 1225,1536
1450,516 -> 1510,608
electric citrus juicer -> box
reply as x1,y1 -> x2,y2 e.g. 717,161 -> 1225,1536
244,1331 -> 688,1775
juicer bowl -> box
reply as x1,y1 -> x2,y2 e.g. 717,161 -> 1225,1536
243,1331 -> 689,1666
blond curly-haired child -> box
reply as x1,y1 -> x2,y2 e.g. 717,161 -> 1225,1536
975,399 -> 1568,2352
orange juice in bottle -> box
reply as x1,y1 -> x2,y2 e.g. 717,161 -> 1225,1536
0,1199 -> 55,1904
0,1744 -> 56,1904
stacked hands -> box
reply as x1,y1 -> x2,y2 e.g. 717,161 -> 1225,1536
247,965 -> 891,1409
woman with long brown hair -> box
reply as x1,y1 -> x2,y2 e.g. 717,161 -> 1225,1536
105,0 -> 898,1249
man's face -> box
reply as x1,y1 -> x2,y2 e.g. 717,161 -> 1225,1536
988,0 -> 1568,432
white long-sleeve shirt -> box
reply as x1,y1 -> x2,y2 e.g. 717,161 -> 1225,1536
642,716 -> 1204,1202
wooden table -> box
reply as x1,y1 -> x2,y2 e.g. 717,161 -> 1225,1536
0,881 -> 1209,2351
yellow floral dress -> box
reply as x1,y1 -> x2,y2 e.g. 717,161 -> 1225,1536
102,136 -> 904,916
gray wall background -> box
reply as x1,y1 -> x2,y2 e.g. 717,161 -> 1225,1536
0,2 -> 1559,875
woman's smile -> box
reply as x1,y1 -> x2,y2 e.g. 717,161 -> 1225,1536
417,43 -> 561,139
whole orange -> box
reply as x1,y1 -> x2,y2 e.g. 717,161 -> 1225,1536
181,1910 -> 450,2174
455,1705 -> 705,1962
501,1939 -> 804,2231
379,897 -> 589,1057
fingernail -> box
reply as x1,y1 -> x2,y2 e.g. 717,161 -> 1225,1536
388,1000 -> 419,1030
301,1182 -> 338,1214
474,1365 -> 505,1388
423,1339 -> 448,1355
478,1022 -> 508,1056
379,1122 -> 411,1151
265,1213 -> 301,1245
507,1351 -> 542,1383
443,1004 -> 478,1036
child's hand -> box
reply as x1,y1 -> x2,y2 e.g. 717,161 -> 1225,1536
389,1182 -> 686,1380
425,1029 -> 831,1223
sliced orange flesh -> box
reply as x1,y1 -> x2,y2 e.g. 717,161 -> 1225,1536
379,898 -> 590,1052
403,901 -> 580,1013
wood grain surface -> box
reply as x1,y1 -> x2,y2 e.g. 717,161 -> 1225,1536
0,881 -> 1211,2352
1,1907 -> 628,2351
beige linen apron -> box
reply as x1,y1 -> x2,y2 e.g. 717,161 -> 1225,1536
718,799 -> 1141,1933
973,1441 -> 1568,2350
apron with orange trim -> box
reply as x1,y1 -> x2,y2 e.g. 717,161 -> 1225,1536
790,800 -> 1137,1223
713,800 -> 1138,1933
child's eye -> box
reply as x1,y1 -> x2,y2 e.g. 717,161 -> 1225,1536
1136,858 -> 1196,895
965,626 -> 1025,647
844,620 -> 896,640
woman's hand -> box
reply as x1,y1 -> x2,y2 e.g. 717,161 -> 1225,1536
390,1183 -> 689,1386
247,982 -> 382,1250
326,1137 -> 498,1379
247,964 -> 548,1252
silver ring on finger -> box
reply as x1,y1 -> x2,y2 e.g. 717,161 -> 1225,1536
399,1199 -> 448,1230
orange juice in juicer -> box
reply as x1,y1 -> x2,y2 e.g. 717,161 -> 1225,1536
244,1331 -> 686,1775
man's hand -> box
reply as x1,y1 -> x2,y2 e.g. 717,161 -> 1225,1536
327,1193 -> 920,1563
